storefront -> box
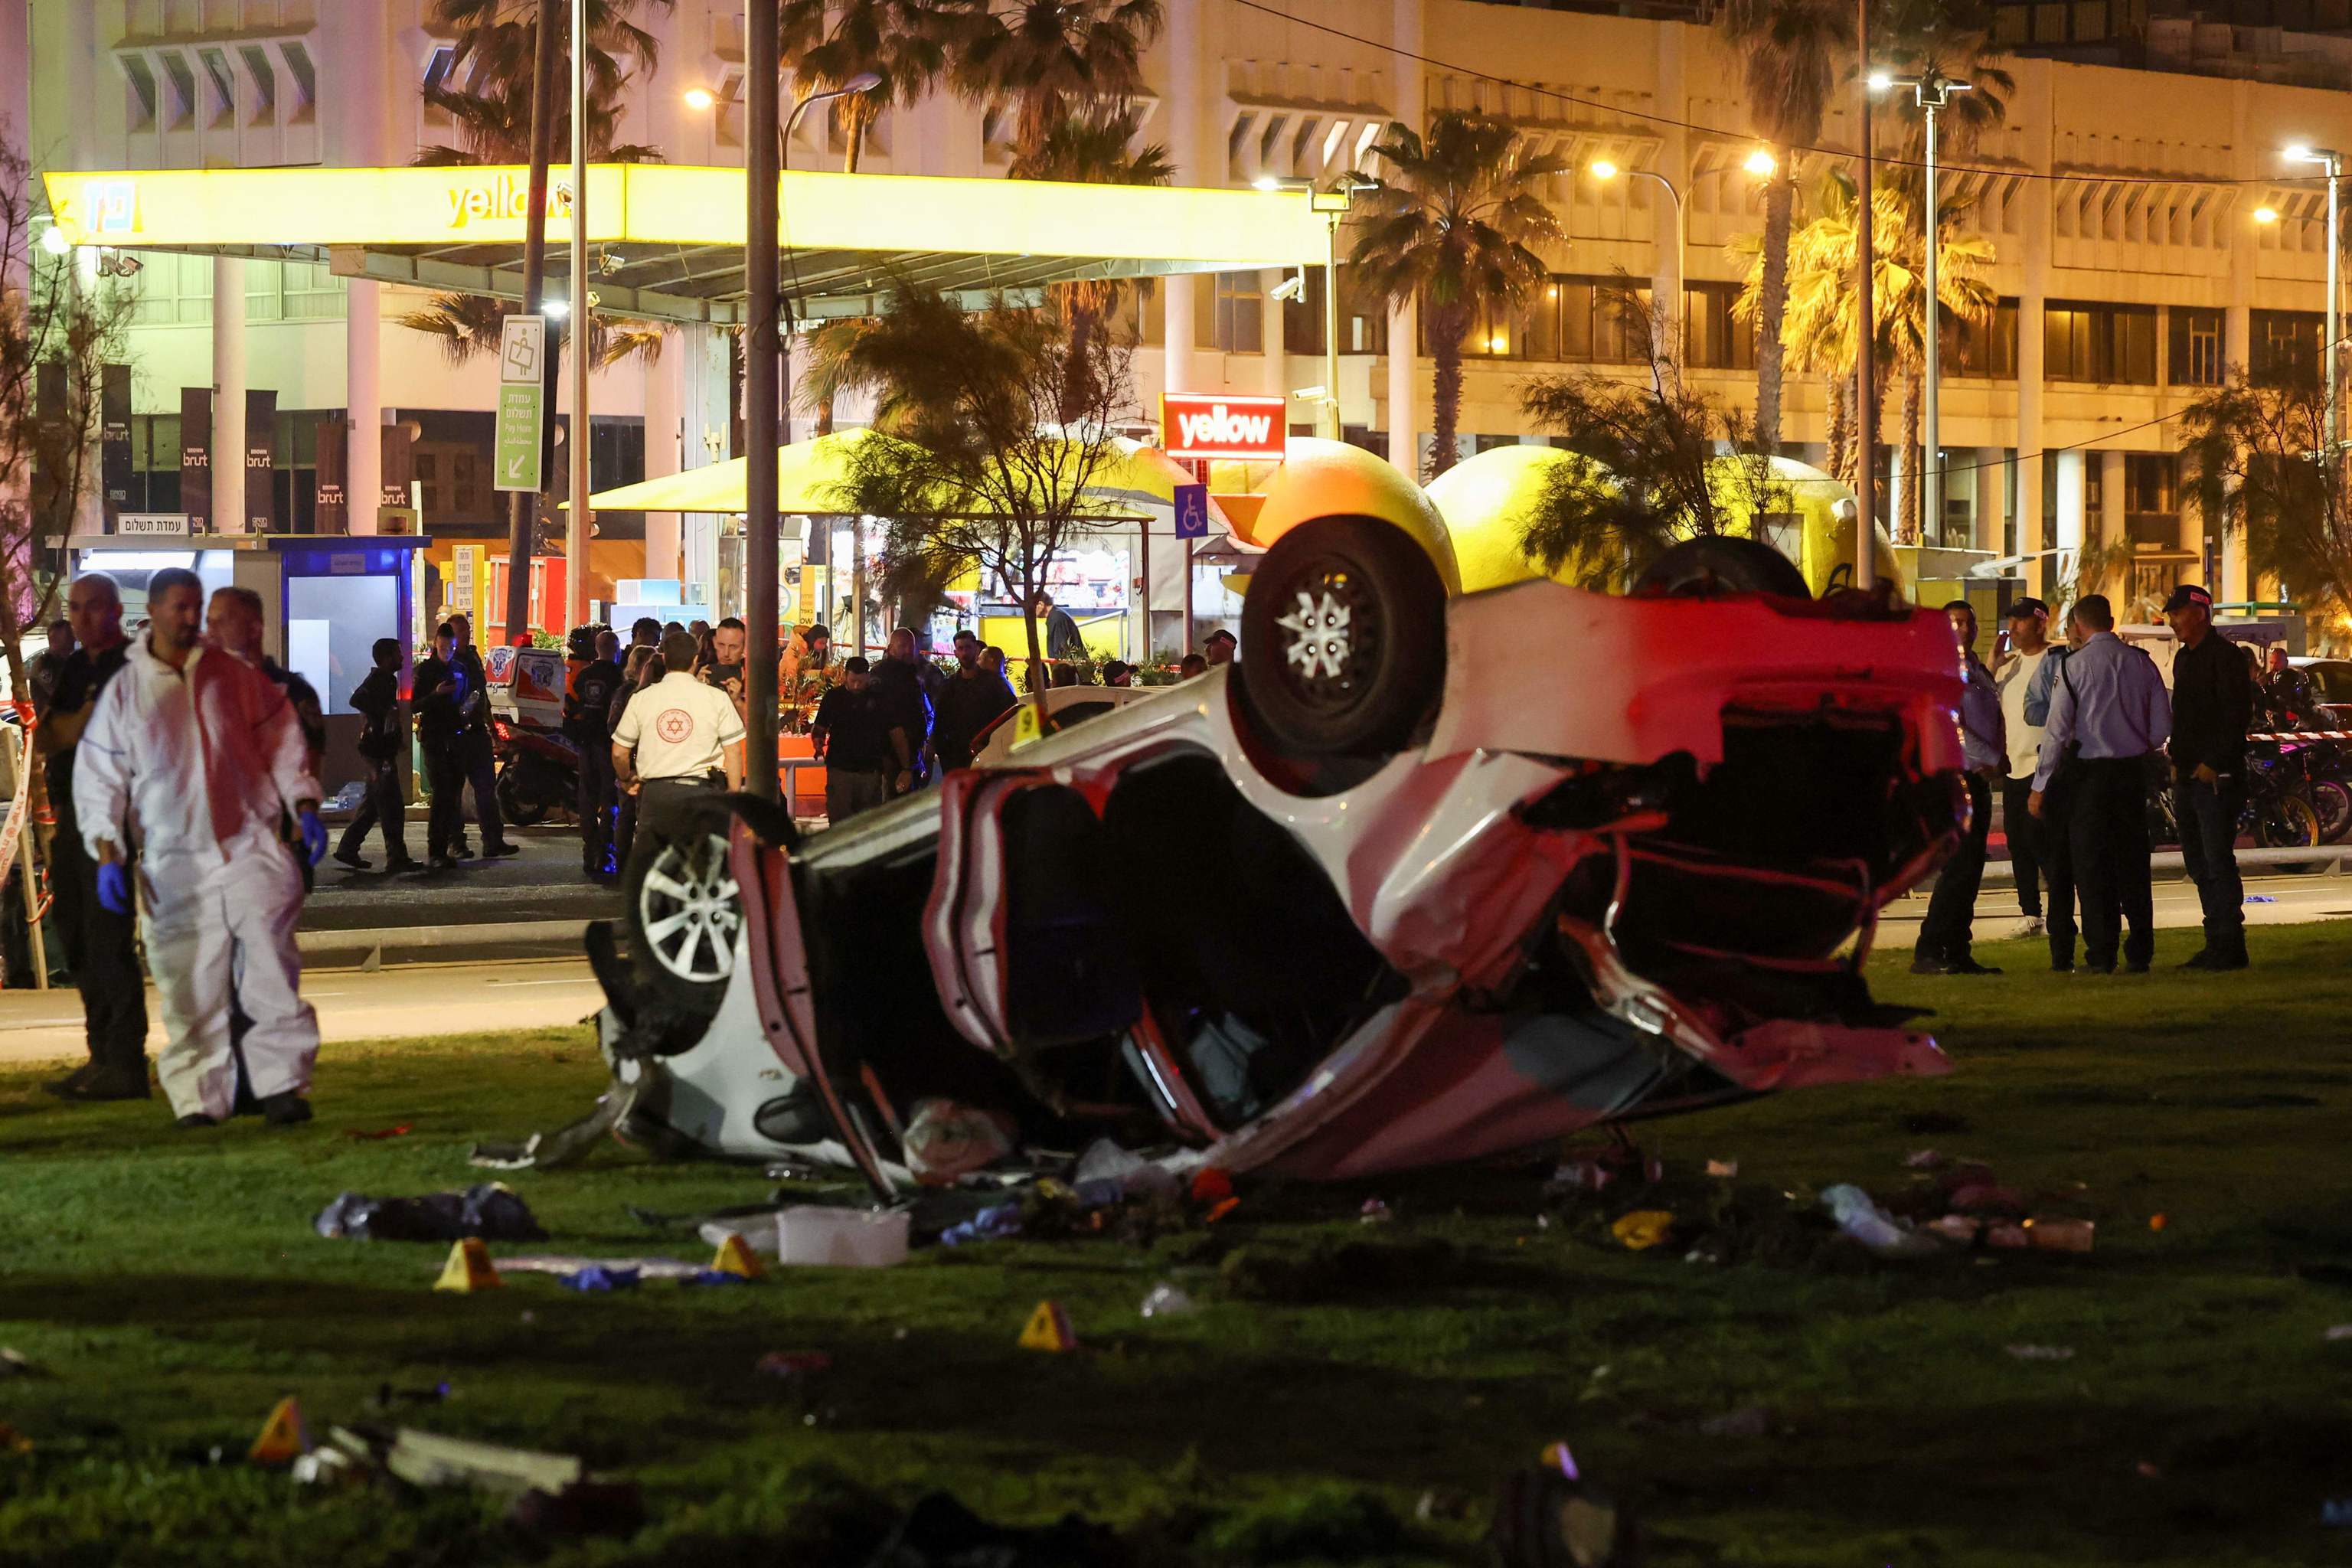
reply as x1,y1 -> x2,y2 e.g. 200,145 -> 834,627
67,531 -> 433,794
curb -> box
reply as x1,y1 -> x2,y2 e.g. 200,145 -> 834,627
296,918 -> 593,959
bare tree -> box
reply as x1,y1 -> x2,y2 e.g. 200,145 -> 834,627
826,286 -> 1139,709
0,144 -> 133,695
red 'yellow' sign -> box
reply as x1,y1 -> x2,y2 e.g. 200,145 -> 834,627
1161,394 -> 1287,461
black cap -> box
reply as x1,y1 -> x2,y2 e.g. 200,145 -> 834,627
2161,584 -> 2214,613
2007,596 -> 2049,620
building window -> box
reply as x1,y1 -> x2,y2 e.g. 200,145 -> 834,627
1196,273 -> 1263,354
239,44 -> 276,122
1457,291 -> 1558,361
2044,301 -> 2156,384
1949,299 -> 2018,377
1557,276 -> 1650,364
158,52 -> 198,130
2251,309 -> 2321,383
1282,268 -> 1323,357
2168,308 -> 2224,387
422,43 -> 459,129
122,54 -> 158,131
1683,283 -> 1754,371
2125,452 -> 2180,551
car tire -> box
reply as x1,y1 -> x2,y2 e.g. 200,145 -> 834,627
1236,515 -> 1447,760
1632,536 -> 1811,599
622,793 -> 745,1014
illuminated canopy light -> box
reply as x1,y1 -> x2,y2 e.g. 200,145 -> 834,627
39,164 -> 1330,271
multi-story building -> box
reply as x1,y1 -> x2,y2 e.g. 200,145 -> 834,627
16,0 -> 2352,613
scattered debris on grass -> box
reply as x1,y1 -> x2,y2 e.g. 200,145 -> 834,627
0,1347 -> 39,1379
368,1381 -> 452,1411
901,1099 -> 1018,1186
317,1184 -> 546,1243
1359,1197 -> 1393,1225
559,1264 -> 639,1292
1493,1454 -> 1628,1568
1138,1282 -> 1198,1319
1821,1184 -> 1943,1259
342,1125 -> 412,1141
1610,1210 -> 1677,1251
1706,1158 -> 1739,1178
2005,1344 -> 2076,1361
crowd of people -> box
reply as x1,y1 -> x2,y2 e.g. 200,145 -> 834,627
1918,582 -> 2254,978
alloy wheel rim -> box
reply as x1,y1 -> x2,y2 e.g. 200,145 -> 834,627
638,831 -> 741,984
1272,559 -> 1380,709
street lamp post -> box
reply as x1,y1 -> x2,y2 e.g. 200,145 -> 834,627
2288,145 -> 2344,477
1889,70 -> 1971,548
1256,175 -> 1375,439
564,0 -> 591,629
741,54 -> 878,801
1589,158 -> 1684,390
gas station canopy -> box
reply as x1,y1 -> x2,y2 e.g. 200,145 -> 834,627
41,164 -> 1331,326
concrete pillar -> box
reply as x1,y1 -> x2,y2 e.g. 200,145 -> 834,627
2053,449 -> 2085,570
213,256 -> 247,534
1160,0 -> 1205,401
2223,81 -> 2256,608
346,279 -> 382,535
2015,61 -> 2053,599
642,328 -> 684,582
1981,446 -> 2011,556
1387,0 -> 1424,474
1263,268 -> 1289,403
2099,450 -> 2128,590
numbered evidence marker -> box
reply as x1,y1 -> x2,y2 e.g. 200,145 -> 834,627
494,314 -> 547,494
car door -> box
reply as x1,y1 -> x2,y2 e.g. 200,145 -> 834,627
923,768 -> 1142,1062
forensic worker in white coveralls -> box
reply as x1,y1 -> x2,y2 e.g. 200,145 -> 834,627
72,567 -> 328,1129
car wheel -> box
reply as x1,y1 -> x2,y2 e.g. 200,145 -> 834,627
1632,536 -> 1811,599
623,795 -> 744,1011
1236,515 -> 1447,760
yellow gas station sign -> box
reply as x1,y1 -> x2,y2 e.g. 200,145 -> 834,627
41,165 -> 1329,268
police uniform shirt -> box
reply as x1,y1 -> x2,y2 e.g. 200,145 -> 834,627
612,671 -> 745,781
2030,632 -> 2172,792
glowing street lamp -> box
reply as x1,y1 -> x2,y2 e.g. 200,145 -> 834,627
1743,149 -> 1778,178
683,86 -> 717,112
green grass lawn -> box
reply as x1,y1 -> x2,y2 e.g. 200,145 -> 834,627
6,922 -> 2352,1566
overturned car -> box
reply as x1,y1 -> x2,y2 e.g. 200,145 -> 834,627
512,518 -> 1968,1193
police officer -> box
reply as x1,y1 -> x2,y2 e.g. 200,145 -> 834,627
1914,601 -> 2007,975
446,613 -> 518,859
32,573 -> 149,1101
2029,594 -> 2171,974
567,629 -> 626,880
414,622 -> 472,870
2164,584 -> 2254,970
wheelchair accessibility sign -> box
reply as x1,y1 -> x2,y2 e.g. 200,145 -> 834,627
1174,483 -> 1210,540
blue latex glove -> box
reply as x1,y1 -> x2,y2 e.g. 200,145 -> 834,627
96,860 -> 132,916
299,808 -> 328,867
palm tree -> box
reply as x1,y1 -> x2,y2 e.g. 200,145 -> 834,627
939,0 -> 1166,159
1717,0 -> 1853,456
1011,107 -> 1174,420
1351,113 -> 1569,479
403,1 -> 672,366
1756,171 -> 1995,541
779,0 -> 951,172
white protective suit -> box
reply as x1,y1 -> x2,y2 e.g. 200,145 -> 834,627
74,637 -> 323,1120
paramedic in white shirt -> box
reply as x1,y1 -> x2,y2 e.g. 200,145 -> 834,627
73,567 -> 327,1129
612,629 -> 746,835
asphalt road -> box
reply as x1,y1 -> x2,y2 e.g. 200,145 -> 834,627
0,956 -> 604,1068
1877,868 -> 2352,945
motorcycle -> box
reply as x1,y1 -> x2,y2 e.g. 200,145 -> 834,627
2147,741 -> 2322,851
492,717 -> 580,828
2278,736 -> 2352,844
